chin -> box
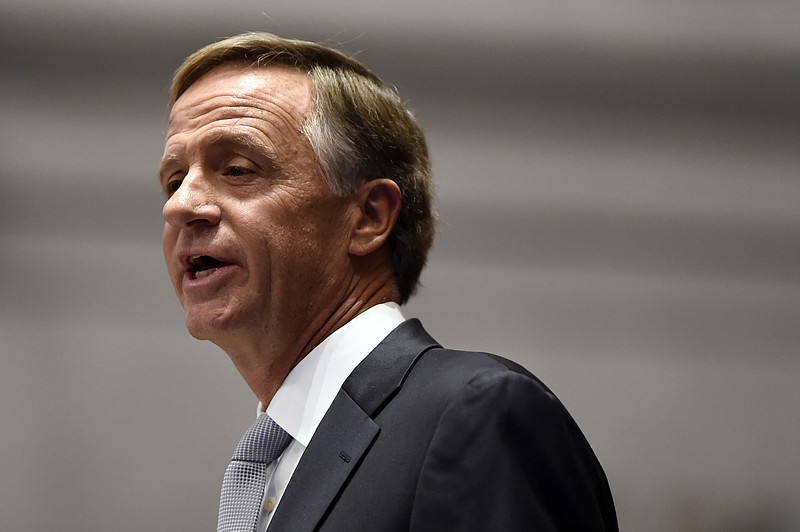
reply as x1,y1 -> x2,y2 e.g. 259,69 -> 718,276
183,317 -> 214,341
183,306 -> 234,342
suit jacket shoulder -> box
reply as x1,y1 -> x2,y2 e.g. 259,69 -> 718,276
269,319 -> 618,532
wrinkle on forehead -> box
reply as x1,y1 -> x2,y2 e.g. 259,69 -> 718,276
167,64 -> 313,137
160,127 -> 279,165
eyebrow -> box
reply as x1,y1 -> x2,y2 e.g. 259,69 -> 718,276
157,132 -> 280,184
157,153 -> 181,185
211,134 -> 282,177
209,131 -> 267,153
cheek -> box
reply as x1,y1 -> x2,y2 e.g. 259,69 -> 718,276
238,196 -> 350,275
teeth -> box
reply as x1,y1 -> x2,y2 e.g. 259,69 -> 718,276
194,267 -> 218,279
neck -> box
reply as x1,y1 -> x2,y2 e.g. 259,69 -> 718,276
217,267 -> 399,407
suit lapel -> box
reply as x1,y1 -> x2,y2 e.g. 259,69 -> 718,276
267,319 -> 440,531
342,319 -> 440,416
266,389 -> 378,532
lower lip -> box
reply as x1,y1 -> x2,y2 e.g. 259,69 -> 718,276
181,264 -> 240,293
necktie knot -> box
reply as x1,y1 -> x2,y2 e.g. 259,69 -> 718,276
232,413 -> 292,463
218,413 -> 292,532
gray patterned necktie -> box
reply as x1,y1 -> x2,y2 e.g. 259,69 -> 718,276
217,413 -> 292,532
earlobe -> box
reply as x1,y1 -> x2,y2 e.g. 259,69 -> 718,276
349,179 -> 402,257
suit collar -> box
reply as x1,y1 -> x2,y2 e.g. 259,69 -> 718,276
267,319 -> 439,532
266,303 -> 406,446
342,318 -> 440,416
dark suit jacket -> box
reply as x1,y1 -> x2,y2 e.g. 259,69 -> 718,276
268,319 -> 618,531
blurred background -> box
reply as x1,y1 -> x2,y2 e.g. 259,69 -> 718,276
1,1 -> 798,530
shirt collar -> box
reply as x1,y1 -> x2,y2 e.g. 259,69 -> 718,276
262,302 -> 405,446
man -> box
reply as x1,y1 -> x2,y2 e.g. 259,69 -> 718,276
159,32 -> 617,531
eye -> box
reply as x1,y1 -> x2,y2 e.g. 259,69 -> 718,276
225,165 -> 254,178
165,177 -> 183,197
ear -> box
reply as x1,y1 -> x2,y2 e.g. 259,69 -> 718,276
349,178 -> 402,257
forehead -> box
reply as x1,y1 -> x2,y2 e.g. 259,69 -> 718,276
167,63 -> 314,138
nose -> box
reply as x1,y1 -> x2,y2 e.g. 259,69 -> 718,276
162,170 -> 222,229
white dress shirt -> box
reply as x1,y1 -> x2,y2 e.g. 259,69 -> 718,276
255,302 -> 406,531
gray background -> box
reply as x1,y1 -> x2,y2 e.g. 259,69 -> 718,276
1,1 -> 798,530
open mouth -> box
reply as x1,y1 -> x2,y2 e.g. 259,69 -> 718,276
187,255 -> 226,279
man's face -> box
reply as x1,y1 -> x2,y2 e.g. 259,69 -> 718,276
160,64 -> 355,354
